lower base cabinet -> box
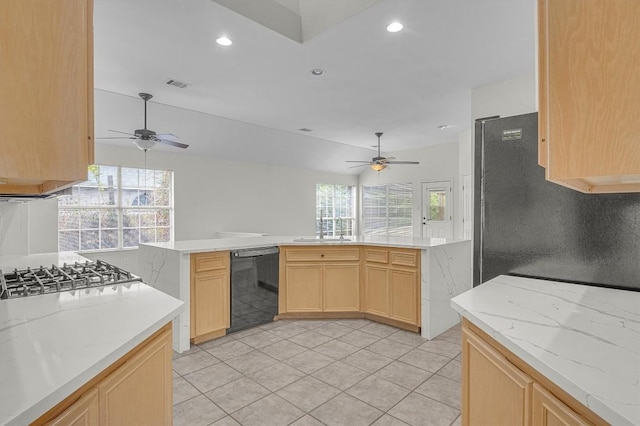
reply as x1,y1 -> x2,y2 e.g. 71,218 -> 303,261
45,389 -> 99,426
279,246 -> 361,314
532,383 -> 592,426
38,324 -> 173,426
278,246 -> 420,332
190,251 -> 230,344
364,248 -> 420,328
462,320 -> 602,426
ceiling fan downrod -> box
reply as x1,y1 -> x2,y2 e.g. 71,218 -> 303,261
139,92 -> 153,130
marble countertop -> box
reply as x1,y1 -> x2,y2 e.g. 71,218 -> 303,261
141,235 -> 468,254
0,254 -> 184,425
451,275 -> 640,426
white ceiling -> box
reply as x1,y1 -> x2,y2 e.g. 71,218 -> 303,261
93,0 -> 536,174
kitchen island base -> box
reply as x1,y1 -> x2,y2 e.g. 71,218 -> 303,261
32,323 -> 173,426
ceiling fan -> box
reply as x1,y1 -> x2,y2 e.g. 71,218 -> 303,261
97,93 -> 189,151
346,132 -> 419,171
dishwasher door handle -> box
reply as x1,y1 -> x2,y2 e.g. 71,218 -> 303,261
232,246 -> 279,258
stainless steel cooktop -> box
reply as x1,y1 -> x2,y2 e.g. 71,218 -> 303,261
0,260 -> 141,300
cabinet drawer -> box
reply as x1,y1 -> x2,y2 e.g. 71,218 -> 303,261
390,250 -> 418,268
192,252 -> 229,272
285,248 -> 360,262
365,249 -> 389,264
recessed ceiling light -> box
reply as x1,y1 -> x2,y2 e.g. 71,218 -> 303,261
216,36 -> 232,46
386,22 -> 403,33
311,69 -> 324,76
438,124 -> 449,130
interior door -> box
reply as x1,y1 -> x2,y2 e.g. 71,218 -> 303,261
421,180 -> 453,238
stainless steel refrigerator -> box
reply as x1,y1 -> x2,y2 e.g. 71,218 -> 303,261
473,113 -> 640,291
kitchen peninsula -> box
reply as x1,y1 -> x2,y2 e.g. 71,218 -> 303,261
139,235 -> 471,353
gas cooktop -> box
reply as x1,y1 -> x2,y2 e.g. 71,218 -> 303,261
0,260 -> 141,300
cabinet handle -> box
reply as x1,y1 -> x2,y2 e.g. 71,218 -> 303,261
321,254 -> 324,257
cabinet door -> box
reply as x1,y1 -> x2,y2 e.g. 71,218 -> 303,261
285,264 -> 323,312
539,0 -> 640,193
462,327 -> 534,426
323,263 -> 360,311
193,269 -> 230,336
0,0 -> 93,191
389,268 -> 419,325
45,388 -> 99,426
532,384 -> 592,426
97,328 -> 172,426
365,264 -> 389,317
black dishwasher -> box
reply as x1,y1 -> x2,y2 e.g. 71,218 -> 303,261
229,246 -> 279,334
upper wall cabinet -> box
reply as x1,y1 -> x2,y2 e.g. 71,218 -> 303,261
538,0 -> 640,193
0,0 -> 94,195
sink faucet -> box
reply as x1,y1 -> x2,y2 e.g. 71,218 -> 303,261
319,214 -> 323,239
337,217 -> 344,240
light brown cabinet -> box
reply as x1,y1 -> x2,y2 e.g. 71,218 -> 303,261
532,384 -> 592,426
462,320 -> 602,426
37,324 -> 173,426
538,0 -> 640,193
284,263 -> 323,312
190,251 -> 230,344
364,248 -> 420,330
364,263 -> 389,317
279,246 -> 360,314
462,325 -> 533,426
97,326 -> 173,425
44,389 -> 99,426
0,0 -> 94,195
279,245 -> 420,332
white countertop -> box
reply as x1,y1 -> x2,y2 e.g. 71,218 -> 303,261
0,254 -> 184,425
141,235 -> 468,254
451,275 -> 640,426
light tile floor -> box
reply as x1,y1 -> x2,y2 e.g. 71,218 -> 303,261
172,319 -> 462,426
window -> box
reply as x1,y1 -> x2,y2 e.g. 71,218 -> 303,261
362,183 -> 413,237
316,183 -> 356,237
58,165 -> 173,252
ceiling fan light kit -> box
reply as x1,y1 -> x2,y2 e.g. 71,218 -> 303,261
346,132 -> 419,172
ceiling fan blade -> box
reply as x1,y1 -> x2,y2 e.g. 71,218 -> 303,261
155,133 -> 179,142
153,136 -> 189,149
96,136 -> 136,140
385,161 -> 420,164
348,164 -> 371,169
108,129 -> 138,137
345,160 -> 371,163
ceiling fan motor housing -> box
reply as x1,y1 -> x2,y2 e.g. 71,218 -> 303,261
134,128 -> 156,140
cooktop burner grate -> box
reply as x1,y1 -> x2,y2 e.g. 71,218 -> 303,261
0,260 -> 142,300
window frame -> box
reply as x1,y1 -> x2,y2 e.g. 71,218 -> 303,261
315,183 -> 357,238
57,165 -> 174,252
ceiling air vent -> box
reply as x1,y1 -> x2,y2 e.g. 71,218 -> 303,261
164,78 -> 190,89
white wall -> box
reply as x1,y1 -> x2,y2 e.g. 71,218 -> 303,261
457,128 -> 472,238
96,144 -> 357,239
471,74 -> 537,121
0,199 -> 58,257
358,142 -> 460,238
